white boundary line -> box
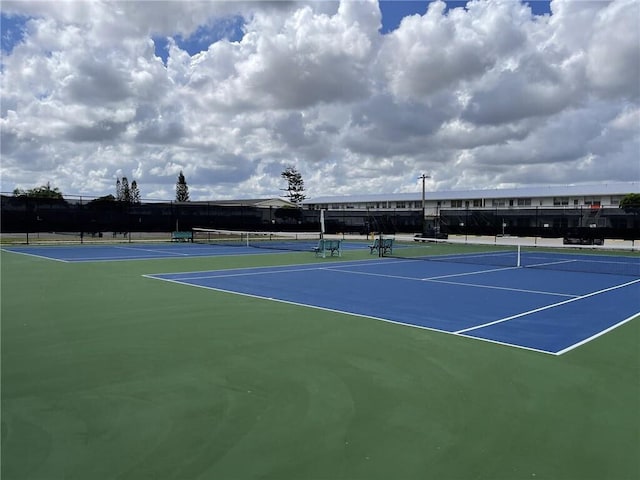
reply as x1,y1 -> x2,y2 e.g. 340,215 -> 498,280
146,257 -> 401,277
555,312 -> 640,355
143,264 -> 640,356
112,245 -> 192,256
144,274 -> 555,356
1,244 -> 301,263
67,250 -> 286,262
421,265 -> 519,280
168,265 -> 341,281
323,266 -> 577,297
425,278 -> 578,298
0,248 -> 70,263
455,278 -> 640,334
159,262 -> 577,298
2,241 -> 379,263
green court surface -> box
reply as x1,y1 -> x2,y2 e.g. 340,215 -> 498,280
1,249 -> 639,479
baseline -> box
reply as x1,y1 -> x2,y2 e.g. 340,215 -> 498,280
0,248 -> 71,263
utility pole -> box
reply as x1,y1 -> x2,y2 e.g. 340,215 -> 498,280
419,173 -> 431,235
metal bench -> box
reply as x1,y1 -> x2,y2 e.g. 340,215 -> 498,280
369,237 -> 394,255
313,238 -> 342,258
171,231 -> 193,242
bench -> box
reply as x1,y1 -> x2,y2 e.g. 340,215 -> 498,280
369,237 -> 394,255
171,231 -> 193,242
313,238 -> 342,258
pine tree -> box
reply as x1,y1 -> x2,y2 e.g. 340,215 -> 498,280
116,178 -> 123,202
176,171 -> 190,202
121,177 -> 131,203
130,180 -> 141,204
281,166 -> 306,205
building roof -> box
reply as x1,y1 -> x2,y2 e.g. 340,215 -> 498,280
191,198 -> 296,208
302,182 -> 640,204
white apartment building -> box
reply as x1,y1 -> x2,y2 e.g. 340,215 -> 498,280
302,182 -> 639,217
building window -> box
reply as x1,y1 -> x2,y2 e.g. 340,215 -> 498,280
492,199 -> 506,207
396,202 -> 406,209
451,200 -> 463,208
473,199 -> 482,207
553,197 -> 569,206
517,198 -> 531,206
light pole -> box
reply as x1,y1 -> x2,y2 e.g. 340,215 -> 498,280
419,173 -> 431,234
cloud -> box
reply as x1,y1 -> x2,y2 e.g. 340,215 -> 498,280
65,120 -> 129,142
199,1 -> 379,110
0,0 -> 638,201
585,0 -> 640,99
377,0 -> 529,99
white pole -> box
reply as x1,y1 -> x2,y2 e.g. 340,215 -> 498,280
419,173 -> 431,234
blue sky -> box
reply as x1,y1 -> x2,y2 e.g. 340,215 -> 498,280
1,13 -> 27,53
152,15 -> 246,65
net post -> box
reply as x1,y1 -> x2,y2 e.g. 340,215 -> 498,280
517,245 -> 521,267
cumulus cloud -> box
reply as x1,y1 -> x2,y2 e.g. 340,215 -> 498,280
0,0 -> 638,200
585,0 -> 640,99
377,0 -> 528,99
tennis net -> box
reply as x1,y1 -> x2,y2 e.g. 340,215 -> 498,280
385,235 -> 640,277
192,228 -> 322,252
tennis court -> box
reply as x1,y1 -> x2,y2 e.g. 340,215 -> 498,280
5,239 -> 639,355
2,239 -> 364,262
2,237 -> 639,479
147,255 -> 639,355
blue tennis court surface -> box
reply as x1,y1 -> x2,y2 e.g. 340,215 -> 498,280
146,258 -> 640,355
2,242 -> 365,262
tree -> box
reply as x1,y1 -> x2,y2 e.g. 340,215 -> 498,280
176,171 -> 190,202
116,177 -> 140,203
130,180 -> 141,204
620,193 -> 640,229
13,182 -> 64,199
281,166 -> 306,205
121,177 -> 131,203
116,178 -> 123,202
619,193 -> 640,214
